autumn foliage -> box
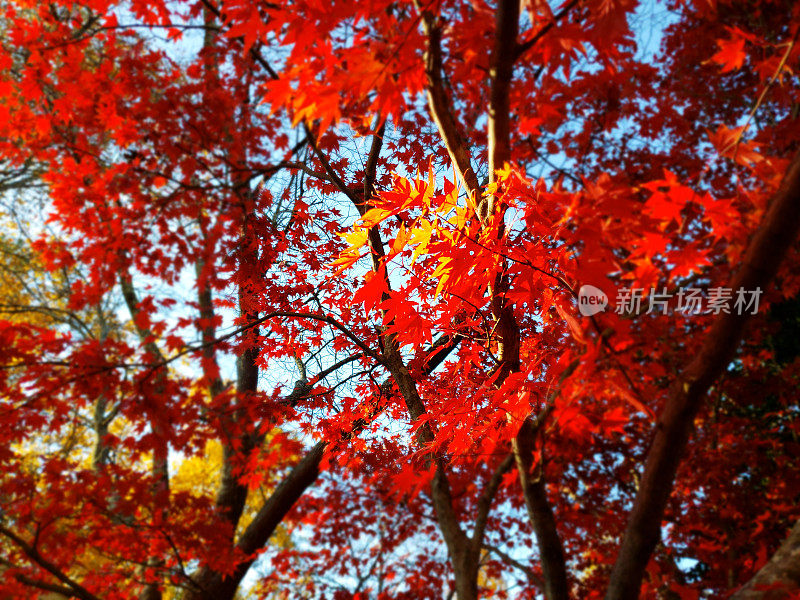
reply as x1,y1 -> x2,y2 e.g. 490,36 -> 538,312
0,0 -> 799,599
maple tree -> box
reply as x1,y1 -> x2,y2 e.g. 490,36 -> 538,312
1,0 -> 800,598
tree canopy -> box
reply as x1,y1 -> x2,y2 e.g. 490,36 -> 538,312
0,0 -> 799,599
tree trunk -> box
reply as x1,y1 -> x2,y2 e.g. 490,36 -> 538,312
730,520 -> 800,599
606,151 -> 800,599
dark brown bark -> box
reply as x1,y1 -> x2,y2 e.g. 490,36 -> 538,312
472,453 -> 515,549
333,115 -> 486,600
416,4 -> 480,198
0,525 -> 102,600
185,442 -> 326,600
187,169 -> 265,596
195,256 -> 250,531
605,151 -> 800,600
514,418 -> 569,600
381,341 -> 482,600
487,2 -> 571,598
485,0 -> 520,220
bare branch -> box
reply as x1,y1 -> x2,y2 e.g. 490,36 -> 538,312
482,542 -> 545,589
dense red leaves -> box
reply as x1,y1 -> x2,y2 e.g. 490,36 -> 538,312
0,0 -> 799,598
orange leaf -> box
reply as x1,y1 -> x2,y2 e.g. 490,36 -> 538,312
711,36 -> 746,73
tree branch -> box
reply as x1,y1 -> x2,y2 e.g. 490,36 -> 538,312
186,441 -> 326,600
482,542 -> 545,589
606,151 -> 800,600
415,2 -> 480,198
514,0 -> 581,61
730,519 -> 800,599
472,452 -> 514,552
485,0 -> 520,220
485,2 -> 570,597
514,418 -> 569,600
120,272 -> 170,600
184,331 -> 460,600
0,525 -> 102,600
